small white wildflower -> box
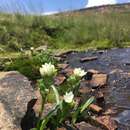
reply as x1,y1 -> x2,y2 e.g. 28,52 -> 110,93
73,68 -> 86,77
63,91 -> 74,103
39,63 -> 57,76
30,47 -> 34,50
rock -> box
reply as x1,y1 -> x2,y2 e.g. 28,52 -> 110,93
97,50 -> 105,54
35,45 -> 48,52
125,62 -> 130,66
103,108 -> 117,116
92,116 -> 118,130
89,104 -> 103,114
85,69 -> 100,80
33,90 -> 54,118
127,73 -> 130,77
57,128 -> 67,130
61,68 -> 74,77
79,86 -> 92,94
56,50 -> 77,57
90,74 -> 108,89
76,122 -> 101,130
114,110 -> 130,127
0,103 -> 19,130
79,82 -> 92,94
95,91 -> 105,103
88,69 -> 100,74
0,71 -> 35,130
80,56 -> 98,63
54,74 -> 66,86
57,64 -> 69,70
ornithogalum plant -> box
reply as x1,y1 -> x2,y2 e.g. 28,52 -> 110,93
32,63 -> 94,130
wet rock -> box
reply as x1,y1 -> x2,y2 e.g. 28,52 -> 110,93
57,64 -> 69,69
90,74 -> 108,89
92,116 -> 118,130
85,70 -> 100,80
89,104 -> 103,114
103,108 -> 117,116
114,110 -> 130,127
88,69 -> 100,74
109,69 -> 123,74
95,91 -> 105,103
97,50 -> 105,54
54,74 -> 66,86
61,68 -> 74,77
125,62 -> 130,66
0,71 -> 35,130
76,122 -> 101,130
80,56 -> 98,63
79,86 -> 92,94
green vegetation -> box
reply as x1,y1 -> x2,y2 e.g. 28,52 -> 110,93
0,5 -> 130,52
4,51 -> 57,80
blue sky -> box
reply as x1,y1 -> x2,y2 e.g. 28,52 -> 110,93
0,0 -> 129,14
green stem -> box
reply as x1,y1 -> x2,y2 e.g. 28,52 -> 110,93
37,92 -> 47,129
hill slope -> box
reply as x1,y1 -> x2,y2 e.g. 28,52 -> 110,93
0,3 -> 130,52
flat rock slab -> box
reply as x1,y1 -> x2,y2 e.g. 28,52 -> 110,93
89,104 -> 103,114
90,74 -> 108,88
57,64 -> 69,69
80,56 -> 98,62
76,122 -> 101,130
54,74 -> 66,86
0,71 -> 35,130
92,116 -> 117,130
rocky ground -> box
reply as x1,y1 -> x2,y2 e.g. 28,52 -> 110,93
1,48 -> 130,130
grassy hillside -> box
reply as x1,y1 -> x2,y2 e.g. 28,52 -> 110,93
0,3 -> 130,52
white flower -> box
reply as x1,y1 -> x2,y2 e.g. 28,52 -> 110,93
39,63 -> 57,76
63,91 -> 74,103
30,47 -> 34,50
73,68 -> 86,77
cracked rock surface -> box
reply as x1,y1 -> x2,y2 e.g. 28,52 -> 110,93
0,71 -> 35,130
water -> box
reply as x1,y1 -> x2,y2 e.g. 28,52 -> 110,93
66,48 -> 130,129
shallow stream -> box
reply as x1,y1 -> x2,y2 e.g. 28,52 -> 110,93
66,48 -> 130,130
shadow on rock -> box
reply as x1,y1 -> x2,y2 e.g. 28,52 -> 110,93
21,99 -> 38,130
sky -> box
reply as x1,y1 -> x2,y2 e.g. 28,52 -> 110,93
0,0 -> 130,15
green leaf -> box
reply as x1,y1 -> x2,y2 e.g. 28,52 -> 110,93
80,96 -> 95,113
72,109 -> 80,124
50,85 -> 60,105
30,128 -> 37,130
38,79 -> 46,91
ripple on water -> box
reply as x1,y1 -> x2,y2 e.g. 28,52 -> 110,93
114,110 -> 130,128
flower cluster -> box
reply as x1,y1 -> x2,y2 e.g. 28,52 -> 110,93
63,91 -> 74,103
40,63 -> 57,76
73,68 -> 86,77
37,63 -> 93,130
